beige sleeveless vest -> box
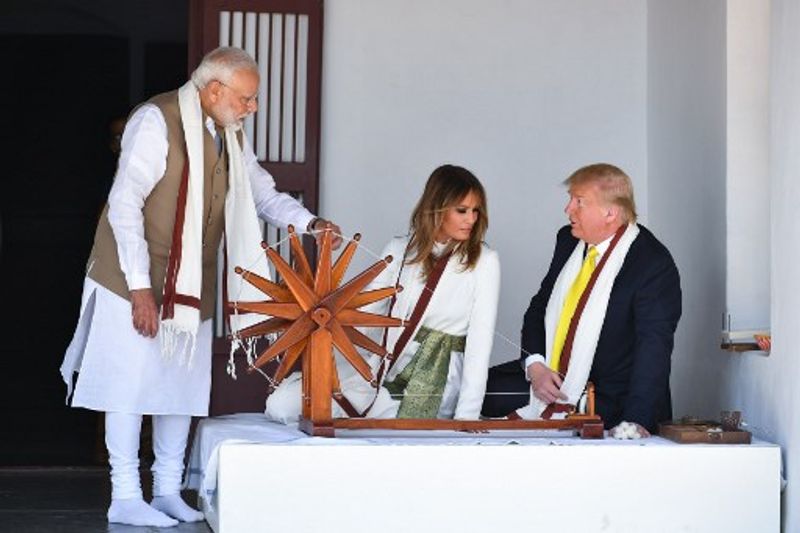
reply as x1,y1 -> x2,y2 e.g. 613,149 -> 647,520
87,90 -> 240,320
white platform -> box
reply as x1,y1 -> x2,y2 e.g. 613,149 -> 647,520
186,414 -> 781,533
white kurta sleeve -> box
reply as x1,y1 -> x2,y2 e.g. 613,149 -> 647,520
243,135 -> 316,231
453,248 -> 501,419
106,104 -> 168,291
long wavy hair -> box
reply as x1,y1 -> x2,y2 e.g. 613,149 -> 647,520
406,164 -> 488,278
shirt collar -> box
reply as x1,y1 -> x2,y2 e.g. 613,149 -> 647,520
586,231 -> 617,260
205,116 -> 218,137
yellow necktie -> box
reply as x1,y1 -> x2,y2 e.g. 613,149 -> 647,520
550,245 -> 598,372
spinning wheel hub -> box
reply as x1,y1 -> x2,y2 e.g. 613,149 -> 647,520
312,308 -> 332,326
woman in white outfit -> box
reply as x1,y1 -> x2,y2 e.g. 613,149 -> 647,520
266,164 -> 500,421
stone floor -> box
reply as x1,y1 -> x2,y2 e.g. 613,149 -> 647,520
0,467 -> 212,533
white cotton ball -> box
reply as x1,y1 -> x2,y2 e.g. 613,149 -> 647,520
611,421 -> 642,440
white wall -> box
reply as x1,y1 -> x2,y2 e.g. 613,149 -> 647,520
726,0 -> 771,333
721,0 -> 800,529
646,1 -> 728,419
320,0 -> 647,364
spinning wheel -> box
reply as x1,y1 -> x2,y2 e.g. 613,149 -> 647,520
230,225 -> 401,435
231,226 -> 605,438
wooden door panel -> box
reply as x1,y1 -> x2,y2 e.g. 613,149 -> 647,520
189,0 -> 324,414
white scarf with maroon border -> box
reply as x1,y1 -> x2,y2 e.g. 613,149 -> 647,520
516,223 -> 639,419
160,81 -> 269,364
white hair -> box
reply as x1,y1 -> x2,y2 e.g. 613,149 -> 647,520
190,47 -> 258,89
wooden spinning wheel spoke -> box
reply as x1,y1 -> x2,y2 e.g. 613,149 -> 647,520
265,247 -> 318,311
230,302 -> 303,320
331,233 -> 360,287
251,313 -> 316,369
236,317 -> 291,339
328,318 -> 375,384
314,227 -> 333,296
345,286 -> 400,310
336,309 -> 403,327
342,325 -> 388,358
331,365 -> 344,396
273,338 -> 308,383
234,266 -> 294,302
287,226 -> 315,286
318,258 -> 395,315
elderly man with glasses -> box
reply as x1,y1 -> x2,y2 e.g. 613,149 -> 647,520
61,46 -> 340,527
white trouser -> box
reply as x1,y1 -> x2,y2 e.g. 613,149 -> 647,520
105,412 -> 191,500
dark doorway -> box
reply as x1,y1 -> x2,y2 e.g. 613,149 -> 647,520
0,2 -> 188,466
0,34 -> 129,465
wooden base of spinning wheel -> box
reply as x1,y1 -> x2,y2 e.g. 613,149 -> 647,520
298,417 -> 335,437
295,414 -> 605,439
578,421 -> 605,439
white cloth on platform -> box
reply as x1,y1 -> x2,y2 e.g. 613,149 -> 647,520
265,237 -> 500,422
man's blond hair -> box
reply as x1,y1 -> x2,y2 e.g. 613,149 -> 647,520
563,163 -> 637,224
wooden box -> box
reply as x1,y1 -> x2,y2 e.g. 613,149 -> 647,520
659,420 -> 752,444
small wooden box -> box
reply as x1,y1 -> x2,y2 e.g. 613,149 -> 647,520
659,420 -> 752,444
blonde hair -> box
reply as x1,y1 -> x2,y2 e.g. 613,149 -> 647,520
407,165 -> 488,277
563,163 -> 637,223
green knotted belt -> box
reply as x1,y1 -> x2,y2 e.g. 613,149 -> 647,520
384,326 -> 467,418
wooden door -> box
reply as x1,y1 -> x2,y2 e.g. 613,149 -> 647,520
188,0 -> 324,414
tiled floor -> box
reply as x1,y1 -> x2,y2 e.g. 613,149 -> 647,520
0,468 -> 212,533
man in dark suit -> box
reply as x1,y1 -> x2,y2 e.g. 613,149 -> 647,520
482,163 -> 681,435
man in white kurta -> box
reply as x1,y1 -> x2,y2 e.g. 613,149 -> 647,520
61,47 -> 338,528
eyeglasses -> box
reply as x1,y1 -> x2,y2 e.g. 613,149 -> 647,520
216,79 -> 258,106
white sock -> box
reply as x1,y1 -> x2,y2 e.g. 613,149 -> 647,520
151,494 -> 205,522
107,497 -> 178,527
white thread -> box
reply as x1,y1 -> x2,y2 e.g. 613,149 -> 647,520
492,329 -> 567,380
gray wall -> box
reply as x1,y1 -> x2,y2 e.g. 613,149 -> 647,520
646,2 -> 728,419
723,0 -> 800,529
320,0 -> 648,365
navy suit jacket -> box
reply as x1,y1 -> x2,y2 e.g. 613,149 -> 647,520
521,224 -> 682,432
